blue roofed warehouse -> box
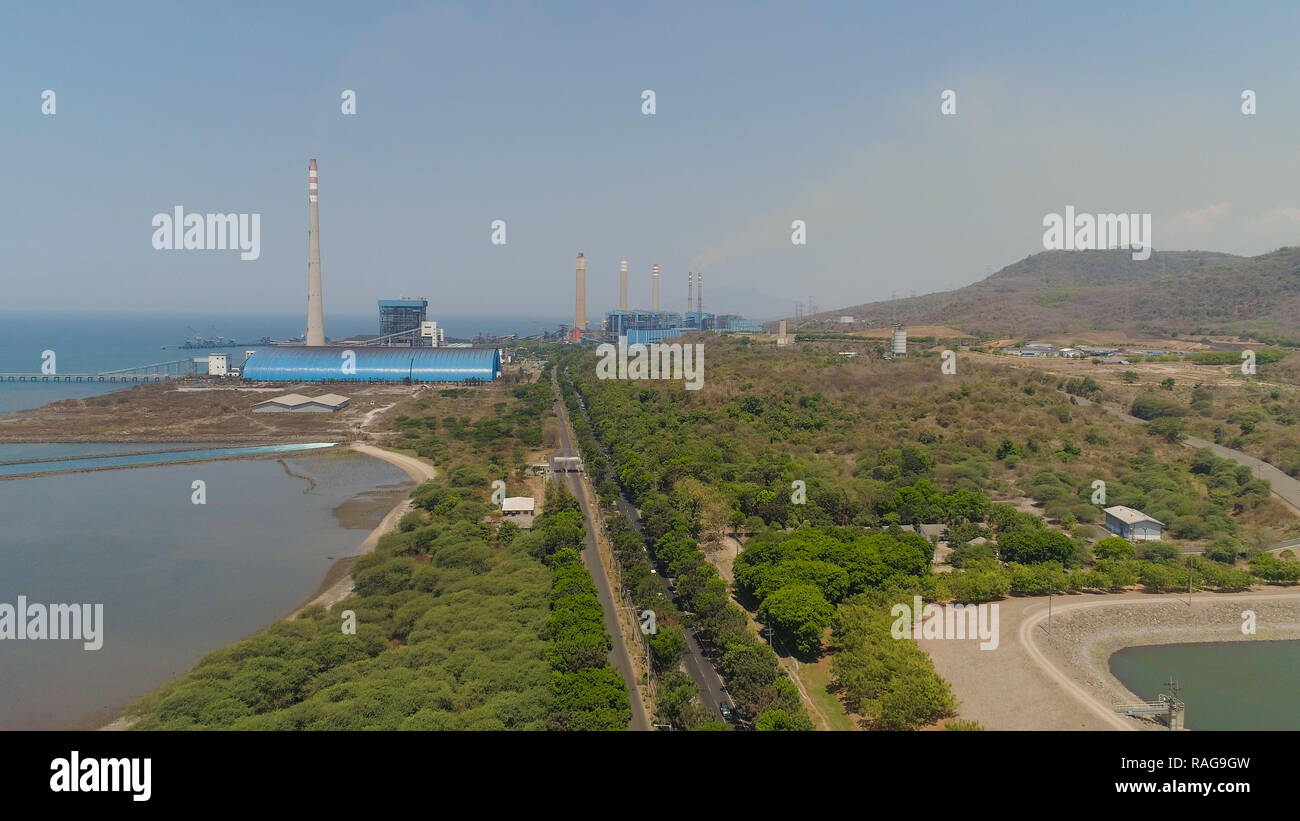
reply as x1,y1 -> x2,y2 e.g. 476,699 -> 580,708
240,347 -> 501,383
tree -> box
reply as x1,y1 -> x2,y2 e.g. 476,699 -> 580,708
1160,377 -> 1176,390
758,584 -> 834,656
1130,395 -> 1186,420
1093,536 -> 1136,560
1140,542 -> 1180,563
755,708 -> 813,731
1147,416 -> 1186,444
647,625 -> 686,672
998,530 -> 1077,565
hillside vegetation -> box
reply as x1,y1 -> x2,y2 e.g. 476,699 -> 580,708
815,247 -> 1300,342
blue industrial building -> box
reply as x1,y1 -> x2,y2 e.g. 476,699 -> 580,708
241,347 -> 500,383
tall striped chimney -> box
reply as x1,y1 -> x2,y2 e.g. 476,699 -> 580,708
574,253 -> 586,340
697,271 -> 703,318
306,159 -> 326,346
652,264 -> 660,311
619,259 -> 628,311
688,272 -> 694,317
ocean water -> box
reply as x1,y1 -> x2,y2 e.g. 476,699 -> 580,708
0,449 -> 411,729
0,311 -> 564,415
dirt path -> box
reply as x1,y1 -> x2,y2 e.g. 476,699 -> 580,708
357,402 -> 398,434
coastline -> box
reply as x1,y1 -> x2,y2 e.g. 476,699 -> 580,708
99,443 -> 436,731
286,444 -> 437,618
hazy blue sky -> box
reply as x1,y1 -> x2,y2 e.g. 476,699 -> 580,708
3,1 -> 1298,322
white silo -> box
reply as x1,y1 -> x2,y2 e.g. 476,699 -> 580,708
890,325 -> 907,357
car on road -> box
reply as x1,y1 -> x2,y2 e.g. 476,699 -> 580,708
719,701 -> 732,720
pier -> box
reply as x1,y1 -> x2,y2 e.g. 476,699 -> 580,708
0,358 -> 195,383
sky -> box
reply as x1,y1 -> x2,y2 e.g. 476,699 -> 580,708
2,1 -> 1299,323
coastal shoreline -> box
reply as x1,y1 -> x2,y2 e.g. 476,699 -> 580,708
99,444 -> 435,731
286,444 -> 436,618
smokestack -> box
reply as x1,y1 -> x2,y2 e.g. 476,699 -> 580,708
697,271 -> 703,319
619,259 -> 628,311
574,253 -> 586,340
652,264 -> 660,311
306,159 -> 326,346
688,272 -> 694,317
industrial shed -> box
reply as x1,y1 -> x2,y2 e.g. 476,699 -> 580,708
1103,505 -> 1164,541
240,347 -> 501,383
252,393 -> 350,412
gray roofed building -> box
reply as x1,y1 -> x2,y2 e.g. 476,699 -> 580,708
1102,505 -> 1164,541
252,392 -> 350,412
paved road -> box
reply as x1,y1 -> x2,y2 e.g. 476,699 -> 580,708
608,493 -> 729,720
557,368 -> 730,724
1069,391 -> 1300,552
550,373 -> 651,731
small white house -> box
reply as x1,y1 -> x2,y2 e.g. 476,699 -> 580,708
502,496 -> 536,530
1103,505 -> 1164,541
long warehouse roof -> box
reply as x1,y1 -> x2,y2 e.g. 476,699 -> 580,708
241,347 -> 500,383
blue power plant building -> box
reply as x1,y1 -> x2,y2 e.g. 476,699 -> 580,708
241,347 -> 500,383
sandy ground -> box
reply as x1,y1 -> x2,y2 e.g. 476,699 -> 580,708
920,589 -> 1300,730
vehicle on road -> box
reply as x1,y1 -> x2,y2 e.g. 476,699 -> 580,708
719,701 -> 732,720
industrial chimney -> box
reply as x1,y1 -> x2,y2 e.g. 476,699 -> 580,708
619,259 -> 628,311
687,272 -> 694,319
574,253 -> 587,340
652,264 -> 660,311
306,159 -> 326,346
696,271 -> 703,320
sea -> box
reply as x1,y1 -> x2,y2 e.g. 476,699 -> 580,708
0,310 -> 561,728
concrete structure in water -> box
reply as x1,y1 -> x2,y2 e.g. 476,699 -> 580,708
306,159 -> 326,346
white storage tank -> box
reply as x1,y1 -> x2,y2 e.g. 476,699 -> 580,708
890,326 -> 907,357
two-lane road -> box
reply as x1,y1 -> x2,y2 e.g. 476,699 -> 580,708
550,374 -> 651,731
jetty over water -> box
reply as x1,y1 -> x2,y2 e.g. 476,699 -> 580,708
0,358 -> 195,383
